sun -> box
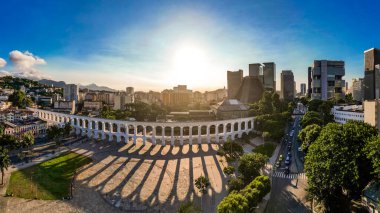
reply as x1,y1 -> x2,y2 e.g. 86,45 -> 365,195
169,43 -> 214,87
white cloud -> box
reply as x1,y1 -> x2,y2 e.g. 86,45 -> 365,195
9,50 -> 49,80
0,58 -> 6,68
0,70 -> 12,77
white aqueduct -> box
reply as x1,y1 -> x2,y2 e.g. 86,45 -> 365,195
29,108 -> 255,146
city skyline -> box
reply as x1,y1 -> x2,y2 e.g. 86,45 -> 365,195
0,0 -> 379,91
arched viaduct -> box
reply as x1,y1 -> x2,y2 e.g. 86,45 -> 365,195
28,108 -> 255,146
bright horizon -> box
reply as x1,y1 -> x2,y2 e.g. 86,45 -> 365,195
0,0 -> 379,92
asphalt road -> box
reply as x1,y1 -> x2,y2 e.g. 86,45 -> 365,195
265,115 -> 311,213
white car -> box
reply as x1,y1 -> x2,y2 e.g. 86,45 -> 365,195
298,147 -> 302,151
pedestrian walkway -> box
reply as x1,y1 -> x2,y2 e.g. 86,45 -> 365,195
272,171 -> 307,180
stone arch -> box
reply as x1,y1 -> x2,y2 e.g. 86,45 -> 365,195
112,123 -> 118,132
164,126 -> 171,136
226,123 -> 232,133
112,134 -> 117,142
137,125 -> 144,135
155,126 -> 163,136
183,126 -> 190,136
233,122 -> 239,132
241,121 -> 246,131
201,125 -> 207,135
209,125 -> 216,134
173,126 -> 181,137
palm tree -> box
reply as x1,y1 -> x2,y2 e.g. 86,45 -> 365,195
195,175 -> 210,211
0,147 -> 10,185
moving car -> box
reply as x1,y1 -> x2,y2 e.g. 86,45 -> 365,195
279,155 -> 283,161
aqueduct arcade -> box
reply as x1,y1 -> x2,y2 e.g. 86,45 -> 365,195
29,108 -> 255,146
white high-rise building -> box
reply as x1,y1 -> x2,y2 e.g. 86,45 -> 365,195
352,78 -> 364,102
63,84 -> 79,102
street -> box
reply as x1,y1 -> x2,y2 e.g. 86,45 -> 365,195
265,113 -> 311,213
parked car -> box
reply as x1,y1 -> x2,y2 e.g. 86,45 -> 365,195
298,147 -> 302,152
287,152 -> 292,157
279,155 -> 283,161
275,161 -> 280,167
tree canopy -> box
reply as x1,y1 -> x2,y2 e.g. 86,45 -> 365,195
304,121 -> 378,211
238,153 -> 267,184
298,124 -> 321,153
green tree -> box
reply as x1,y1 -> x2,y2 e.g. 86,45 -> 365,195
8,90 -> 33,108
301,111 -> 323,128
223,166 -> 235,176
0,147 -> 10,185
63,122 -> 73,136
304,121 -> 378,211
178,201 -> 201,213
195,175 -> 210,194
227,177 -> 245,193
298,124 -> 321,153
238,153 -> 267,184
221,139 -> 244,160
365,135 -> 380,180
217,193 -> 249,213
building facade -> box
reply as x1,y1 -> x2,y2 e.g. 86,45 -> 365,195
364,48 -> 380,100
364,100 -> 380,131
227,70 -> 243,98
161,85 -> 192,107
63,84 -> 79,102
53,100 -> 76,114
280,70 -> 295,100
352,78 -> 364,102
332,105 -> 364,124
310,60 -> 345,100
249,63 -> 261,77
262,62 -> 276,91
300,83 -> 306,96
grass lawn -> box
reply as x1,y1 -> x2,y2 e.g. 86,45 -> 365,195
6,151 -> 92,200
252,143 -> 276,157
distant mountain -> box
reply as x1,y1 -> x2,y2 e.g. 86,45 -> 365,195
38,79 -> 66,88
38,79 -> 115,91
79,83 -> 116,92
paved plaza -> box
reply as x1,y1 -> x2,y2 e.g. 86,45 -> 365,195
1,139 -> 229,213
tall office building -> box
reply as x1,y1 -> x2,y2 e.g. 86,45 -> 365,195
63,84 -> 79,102
280,70 -> 295,100
300,83 -> 306,96
249,63 -> 261,77
352,78 -> 364,101
161,85 -> 192,106
227,70 -> 243,98
307,67 -> 312,96
310,60 -> 345,100
364,48 -> 380,100
262,62 -> 276,91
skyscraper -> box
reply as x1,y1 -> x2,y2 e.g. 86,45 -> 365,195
63,84 -> 79,102
227,70 -> 243,98
280,70 -> 294,100
310,60 -> 345,100
262,62 -> 276,91
307,67 -> 312,96
249,63 -> 261,77
364,48 -> 380,100
300,83 -> 306,96
352,78 -> 364,101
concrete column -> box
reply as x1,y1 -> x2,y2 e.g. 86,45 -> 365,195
143,126 -> 146,145
223,124 -> 227,142
198,126 -> 201,144
87,120 -> 92,138
171,127 -> 174,146
125,124 -> 129,143
189,126 -> 193,145
152,126 -> 156,145
180,127 -> 183,146
161,127 -> 165,146
108,123 -> 113,142
81,119 -> 86,136
238,122 -> 242,138
206,125 -> 210,143
115,123 -> 121,143
215,125 -> 219,143
245,121 -> 248,131
133,125 -> 137,145
75,118 -> 80,135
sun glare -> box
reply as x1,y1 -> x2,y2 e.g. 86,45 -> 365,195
169,43 -> 214,88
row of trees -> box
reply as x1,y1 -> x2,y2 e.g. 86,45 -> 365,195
99,102 -> 167,121
249,91 -> 294,141
0,126 -> 35,185
303,121 -> 380,212
218,175 -> 271,213
8,90 -> 34,108
46,123 -> 72,149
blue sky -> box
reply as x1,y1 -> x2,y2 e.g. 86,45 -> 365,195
0,0 -> 379,91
